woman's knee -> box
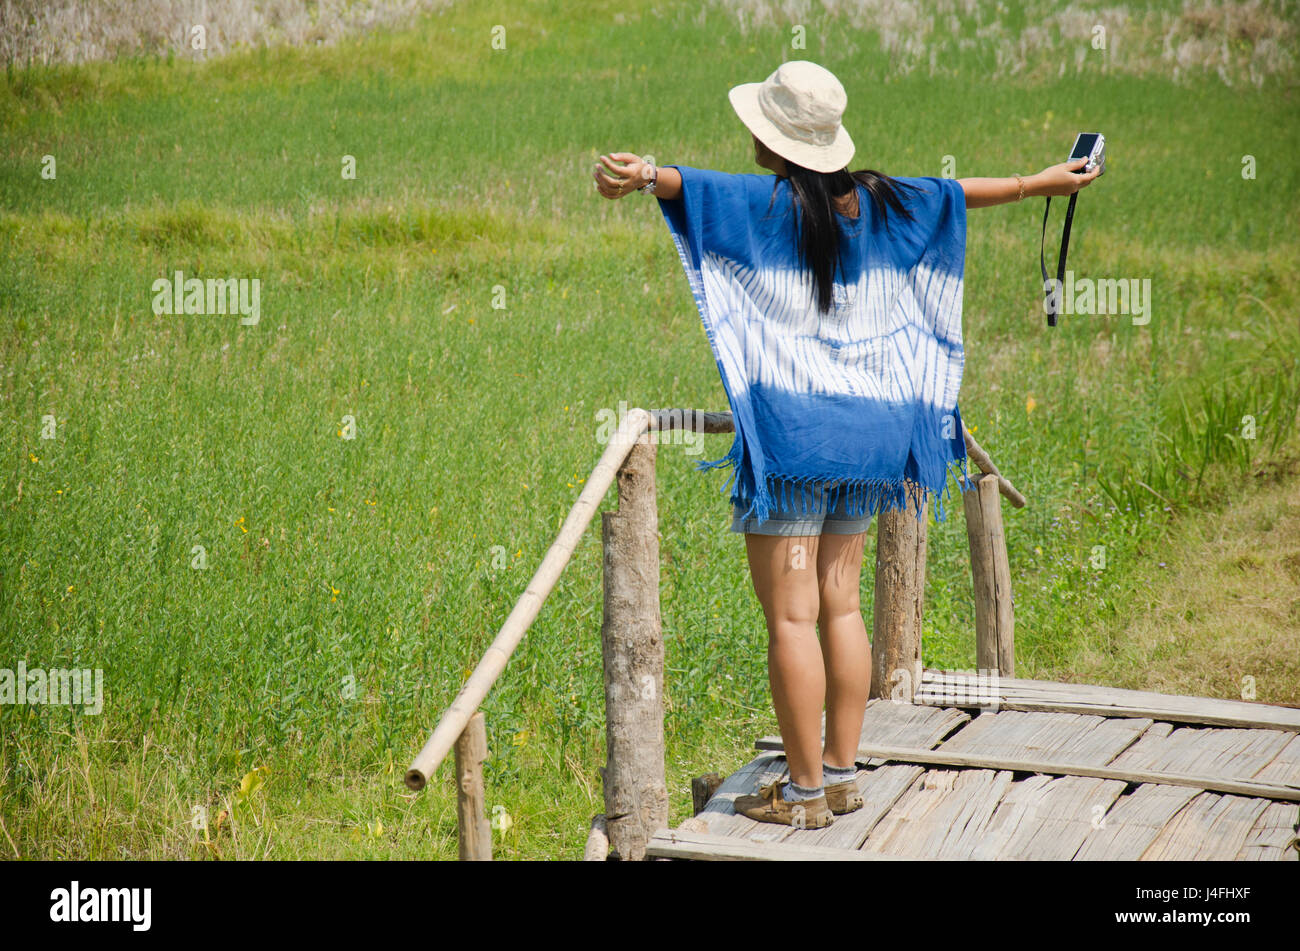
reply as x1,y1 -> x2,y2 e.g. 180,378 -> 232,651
762,592 -> 821,638
816,558 -> 862,622
817,591 -> 862,628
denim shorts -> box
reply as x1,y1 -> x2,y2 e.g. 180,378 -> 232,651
729,480 -> 874,536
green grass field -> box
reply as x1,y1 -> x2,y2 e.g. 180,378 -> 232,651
1,0 -> 1298,859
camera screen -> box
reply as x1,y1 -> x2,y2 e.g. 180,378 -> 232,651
1070,133 -> 1100,159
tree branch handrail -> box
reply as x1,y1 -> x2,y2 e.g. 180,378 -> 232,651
403,407 -> 654,790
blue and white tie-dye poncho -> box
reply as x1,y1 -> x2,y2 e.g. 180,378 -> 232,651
656,165 -> 973,526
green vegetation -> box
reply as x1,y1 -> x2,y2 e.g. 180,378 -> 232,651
1,0 -> 1297,859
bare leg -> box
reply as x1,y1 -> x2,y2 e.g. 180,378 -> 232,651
743,532 -> 824,789
816,530 -> 870,770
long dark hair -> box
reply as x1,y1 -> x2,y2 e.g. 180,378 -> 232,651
765,145 -> 922,315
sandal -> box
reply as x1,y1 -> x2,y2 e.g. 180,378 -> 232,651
734,778 -> 834,829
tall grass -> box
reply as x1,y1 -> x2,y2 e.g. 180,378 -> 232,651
1,0 -> 1298,859
1097,291 -> 1300,515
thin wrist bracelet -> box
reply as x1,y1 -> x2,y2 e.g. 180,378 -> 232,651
639,164 -> 658,195
1014,174 -> 1025,202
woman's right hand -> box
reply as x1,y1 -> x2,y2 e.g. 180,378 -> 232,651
593,152 -> 653,200
1031,158 -> 1103,197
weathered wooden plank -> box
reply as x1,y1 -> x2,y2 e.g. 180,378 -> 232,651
930,770 -> 1031,859
914,670 -> 1005,709
857,701 -> 971,751
919,771 -> 1126,860
829,742 -> 1300,802
934,696 -> 1300,732
919,669 -> 1300,718
1234,801 -> 1300,861
925,709 -> 1037,763
939,710 -> 1152,766
1073,784 -> 1202,861
978,775 -> 1128,860
1253,732 -> 1300,787
1135,721 -> 1175,742
861,769 -> 1014,858
1183,729 -> 1282,778
916,670 -> 1300,731
964,773 -> 1055,860
646,827 -> 904,861
1142,793 -> 1272,860
927,672 -> 1282,708
1111,725 -> 1297,785
1065,716 -> 1153,764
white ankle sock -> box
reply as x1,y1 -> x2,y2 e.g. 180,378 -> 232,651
781,780 -> 823,801
823,761 -> 856,785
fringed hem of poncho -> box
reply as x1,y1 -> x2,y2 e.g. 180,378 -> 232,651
696,435 -> 976,527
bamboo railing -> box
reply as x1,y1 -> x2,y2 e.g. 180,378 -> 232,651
404,406 -> 1024,860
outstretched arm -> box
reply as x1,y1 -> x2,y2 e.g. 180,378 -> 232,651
959,157 -> 1102,208
593,152 -> 683,201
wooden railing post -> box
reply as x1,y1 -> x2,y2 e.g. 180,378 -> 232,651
871,484 -> 928,702
599,432 -> 667,861
454,711 -> 491,860
963,472 -> 1015,677
582,815 -> 609,861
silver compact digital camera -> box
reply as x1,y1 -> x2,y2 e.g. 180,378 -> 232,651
1043,133 -> 1107,328
1068,132 -> 1106,175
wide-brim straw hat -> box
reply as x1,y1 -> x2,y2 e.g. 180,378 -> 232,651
728,60 -> 855,174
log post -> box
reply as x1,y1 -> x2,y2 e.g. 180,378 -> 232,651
453,711 -> 491,861
871,484 -> 928,703
599,433 -> 667,861
582,814 -> 609,861
963,473 -> 1015,677
691,773 -> 724,816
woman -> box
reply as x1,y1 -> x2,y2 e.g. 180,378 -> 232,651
594,60 -> 1101,829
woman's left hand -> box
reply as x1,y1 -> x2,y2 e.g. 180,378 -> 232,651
1031,158 -> 1103,197
593,152 -> 652,199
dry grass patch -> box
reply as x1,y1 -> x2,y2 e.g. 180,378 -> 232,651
708,0 -> 1298,87
1057,459 -> 1300,706
0,0 -> 455,67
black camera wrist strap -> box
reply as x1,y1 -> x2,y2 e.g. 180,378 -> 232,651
1039,191 -> 1078,327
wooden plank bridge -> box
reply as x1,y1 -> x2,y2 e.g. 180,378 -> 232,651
403,407 -> 1300,861
651,671 -> 1300,861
